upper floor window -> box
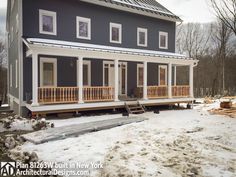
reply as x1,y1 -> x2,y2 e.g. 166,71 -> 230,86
110,23 -> 122,44
159,31 -> 168,49
76,16 -> 91,40
137,27 -> 147,47
39,10 -> 57,35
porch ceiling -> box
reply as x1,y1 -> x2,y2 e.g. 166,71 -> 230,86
23,38 -> 198,66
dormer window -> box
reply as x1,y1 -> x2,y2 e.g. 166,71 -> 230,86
137,27 -> 147,47
159,31 -> 168,49
39,10 -> 57,35
110,23 -> 122,44
76,16 -> 91,40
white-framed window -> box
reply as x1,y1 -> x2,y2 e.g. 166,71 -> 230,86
76,16 -> 91,40
40,58 -> 57,87
137,64 -> 144,87
39,9 -> 57,35
159,31 -> 168,49
158,65 -> 167,86
83,60 -> 91,86
10,64 -> 13,88
16,14 -> 19,33
15,60 -> 18,88
137,27 -> 147,47
110,23 -> 122,44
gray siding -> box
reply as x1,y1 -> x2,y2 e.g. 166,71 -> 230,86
22,0 -> 176,52
8,0 -> 20,99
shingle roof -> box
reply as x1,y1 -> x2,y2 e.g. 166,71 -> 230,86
91,0 -> 181,21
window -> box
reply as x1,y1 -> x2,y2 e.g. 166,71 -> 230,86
137,64 -> 144,87
159,31 -> 168,49
83,60 -> 91,86
10,64 -> 13,87
158,65 -> 167,86
137,28 -> 147,47
39,10 -> 57,35
76,16 -> 91,40
40,58 -> 57,87
15,60 -> 18,88
16,14 -> 19,33
110,23 -> 122,44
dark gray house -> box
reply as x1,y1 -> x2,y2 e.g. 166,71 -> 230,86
6,0 -> 198,116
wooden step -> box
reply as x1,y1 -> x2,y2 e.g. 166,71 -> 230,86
125,101 -> 145,115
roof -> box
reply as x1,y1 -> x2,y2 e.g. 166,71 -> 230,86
81,0 -> 182,22
24,38 -> 193,60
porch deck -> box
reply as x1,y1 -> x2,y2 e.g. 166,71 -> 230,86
26,97 -> 194,116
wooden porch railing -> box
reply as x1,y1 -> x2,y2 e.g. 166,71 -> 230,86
83,86 -> 114,102
147,86 -> 168,98
172,85 -> 190,98
38,87 -> 79,104
38,86 -> 114,104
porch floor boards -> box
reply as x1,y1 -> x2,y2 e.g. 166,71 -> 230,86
22,116 -> 148,144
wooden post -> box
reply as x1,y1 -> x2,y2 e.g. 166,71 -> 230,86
114,59 -> 119,101
168,63 -> 172,99
143,61 -> 148,100
173,65 -> 177,86
31,52 -> 39,106
78,57 -> 84,103
189,64 -> 194,98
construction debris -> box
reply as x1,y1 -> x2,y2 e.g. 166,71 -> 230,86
209,107 -> 236,118
220,101 -> 232,109
204,97 -> 214,104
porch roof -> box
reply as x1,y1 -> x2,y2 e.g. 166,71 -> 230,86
24,38 -> 194,61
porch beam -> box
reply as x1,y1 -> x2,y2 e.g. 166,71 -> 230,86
31,52 -> 39,106
189,64 -> 194,97
168,63 -> 172,99
78,57 -> 84,103
114,59 -> 119,101
143,61 -> 148,100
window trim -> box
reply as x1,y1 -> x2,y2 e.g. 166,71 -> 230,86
76,16 -> 91,40
39,9 -> 57,36
137,27 -> 148,47
110,22 -> 122,44
83,60 -> 91,86
15,60 -> 18,88
158,65 -> 167,86
137,64 -> 144,87
40,57 -> 57,87
159,31 -> 168,49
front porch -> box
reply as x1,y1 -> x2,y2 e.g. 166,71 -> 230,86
23,38 -> 197,114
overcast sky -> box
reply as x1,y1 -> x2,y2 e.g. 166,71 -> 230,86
0,0 -> 217,34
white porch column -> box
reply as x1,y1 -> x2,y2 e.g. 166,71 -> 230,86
189,64 -> 194,98
143,61 -> 148,100
173,66 -> 177,86
78,57 -> 84,103
168,63 -> 172,99
31,52 -> 39,106
114,59 -> 119,101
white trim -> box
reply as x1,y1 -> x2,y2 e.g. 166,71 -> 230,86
110,23 -> 122,44
137,27 -> 147,47
76,16 -> 91,40
158,65 -> 167,86
143,61 -> 148,100
39,9 -> 57,35
137,63 -> 144,87
10,64 -> 12,88
15,60 -> 18,88
40,57 -> 57,87
83,60 -> 91,86
159,31 -> 168,49
168,63 -> 172,98
8,94 -> 20,105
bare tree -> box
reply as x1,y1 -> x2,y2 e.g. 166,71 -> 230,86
0,40 -> 7,104
210,0 -> 236,36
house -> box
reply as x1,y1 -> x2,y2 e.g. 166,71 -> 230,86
6,0 -> 198,116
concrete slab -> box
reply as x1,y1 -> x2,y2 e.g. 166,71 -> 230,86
22,116 -> 148,144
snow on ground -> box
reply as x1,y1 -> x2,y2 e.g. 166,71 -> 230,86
13,101 -> 236,177
0,117 -> 33,132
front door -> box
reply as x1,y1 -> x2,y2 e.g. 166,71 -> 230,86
159,65 -> 167,86
103,61 -> 127,96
